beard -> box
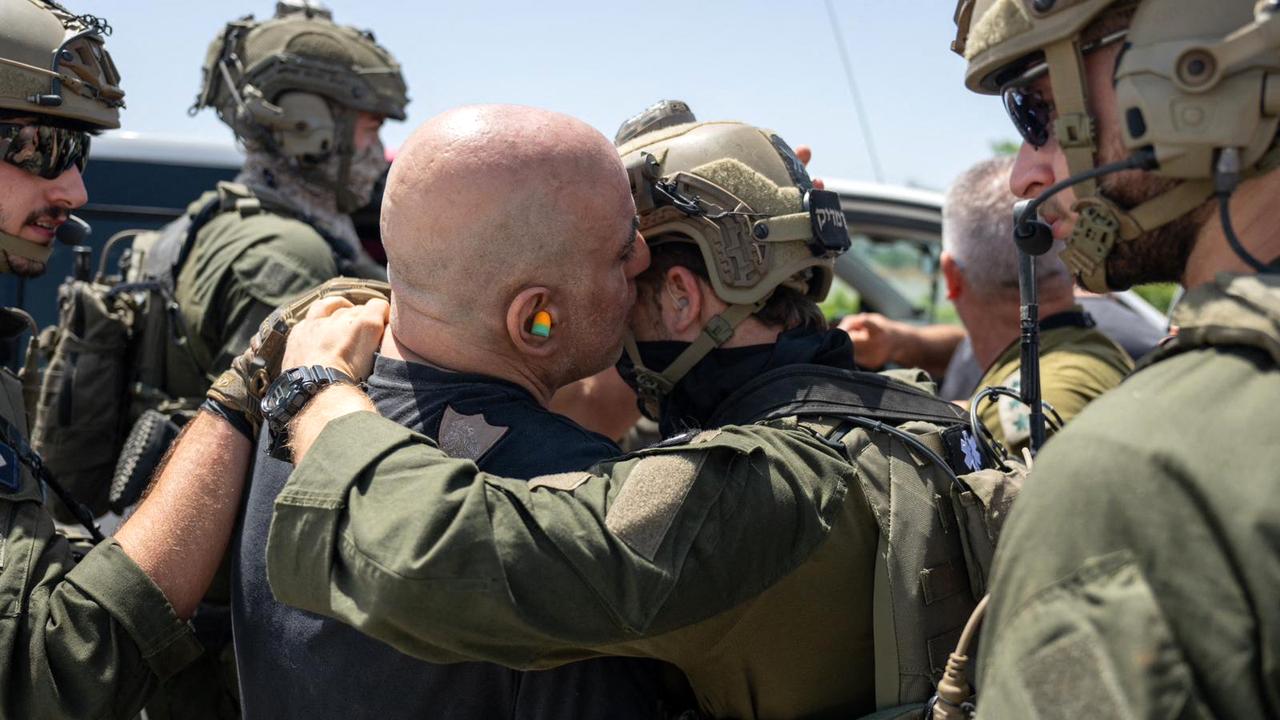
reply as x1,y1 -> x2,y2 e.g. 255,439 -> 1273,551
1083,166 -> 1211,290
0,204 -> 66,278
3,251 -> 47,277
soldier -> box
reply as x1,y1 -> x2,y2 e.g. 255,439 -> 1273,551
257,114 -> 1008,718
164,0 -> 405,424
0,1 -> 307,716
950,0 -> 1280,716
108,5 -> 406,716
946,156 -> 1132,455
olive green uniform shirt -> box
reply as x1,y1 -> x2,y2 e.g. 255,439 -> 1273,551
0,311 -> 201,719
974,273 -> 1280,718
266,415 -> 889,719
165,188 -> 341,400
975,311 -> 1133,455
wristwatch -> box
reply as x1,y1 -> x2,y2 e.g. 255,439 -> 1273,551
261,365 -> 355,460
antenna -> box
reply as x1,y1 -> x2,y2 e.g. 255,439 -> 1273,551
822,0 -> 885,183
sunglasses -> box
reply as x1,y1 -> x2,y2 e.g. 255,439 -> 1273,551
1000,30 -> 1129,149
0,122 -> 91,180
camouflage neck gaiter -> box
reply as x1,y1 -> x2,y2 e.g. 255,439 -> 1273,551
235,141 -> 387,255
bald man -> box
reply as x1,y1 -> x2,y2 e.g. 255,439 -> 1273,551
229,105 -> 678,720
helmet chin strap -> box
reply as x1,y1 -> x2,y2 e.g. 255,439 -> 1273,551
1040,36 -> 1217,292
623,297 -> 769,420
0,229 -> 54,274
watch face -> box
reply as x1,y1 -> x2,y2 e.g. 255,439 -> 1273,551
261,372 -> 298,423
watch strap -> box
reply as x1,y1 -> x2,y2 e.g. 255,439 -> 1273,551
263,365 -> 355,461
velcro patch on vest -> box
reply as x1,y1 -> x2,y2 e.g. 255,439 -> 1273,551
438,406 -> 508,462
1019,630 -> 1127,720
255,258 -> 305,301
0,442 -> 18,493
606,452 -> 704,561
528,472 -> 591,493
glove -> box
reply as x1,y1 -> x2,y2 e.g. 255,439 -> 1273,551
205,277 -> 391,438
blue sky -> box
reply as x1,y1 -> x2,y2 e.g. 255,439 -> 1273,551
92,0 -> 1013,191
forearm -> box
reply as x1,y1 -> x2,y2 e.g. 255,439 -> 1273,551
289,382 -> 377,464
893,324 -> 965,378
268,414 -> 846,668
114,410 -> 251,618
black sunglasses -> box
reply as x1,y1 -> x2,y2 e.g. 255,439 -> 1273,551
0,122 -> 91,180
1000,30 -> 1129,149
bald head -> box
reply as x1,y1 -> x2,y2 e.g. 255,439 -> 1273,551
382,105 -> 632,324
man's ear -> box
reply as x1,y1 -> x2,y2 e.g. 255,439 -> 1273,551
662,266 -> 707,339
507,286 -> 557,358
941,251 -> 964,302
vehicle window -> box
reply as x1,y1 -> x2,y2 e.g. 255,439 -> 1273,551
824,233 -> 956,324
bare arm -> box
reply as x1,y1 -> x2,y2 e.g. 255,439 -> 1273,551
839,313 -> 965,378
113,412 -> 250,619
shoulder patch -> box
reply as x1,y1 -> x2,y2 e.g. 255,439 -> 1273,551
997,373 -> 1031,446
528,472 -> 591,493
606,451 -> 705,561
0,441 -> 19,493
438,406 -> 509,462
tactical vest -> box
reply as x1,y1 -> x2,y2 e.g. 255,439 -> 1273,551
707,364 -> 1025,716
0,309 -> 41,499
30,182 -> 365,518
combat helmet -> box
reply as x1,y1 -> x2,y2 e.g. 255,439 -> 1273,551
0,0 -> 123,273
193,0 -> 408,212
617,119 -> 851,416
614,99 -> 697,146
952,0 -> 1280,290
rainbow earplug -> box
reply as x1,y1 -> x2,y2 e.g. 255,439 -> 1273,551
531,310 -> 553,338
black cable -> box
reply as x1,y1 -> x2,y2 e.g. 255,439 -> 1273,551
1218,193 -> 1271,273
1016,150 -> 1158,230
0,413 -> 104,543
969,386 -> 1064,468
1214,147 -> 1273,273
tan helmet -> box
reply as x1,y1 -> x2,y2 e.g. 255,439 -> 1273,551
614,99 -> 697,146
193,0 -> 408,211
953,0 -> 1280,290
617,120 -> 851,415
0,0 -> 123,275
0,0 -> 124,129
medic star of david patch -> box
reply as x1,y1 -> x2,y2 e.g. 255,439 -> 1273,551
0,441 -> 19,493
438,406 -> 509,462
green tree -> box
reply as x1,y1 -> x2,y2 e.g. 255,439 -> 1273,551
1133,283 -> 1178,314
991,139 -> 1020,156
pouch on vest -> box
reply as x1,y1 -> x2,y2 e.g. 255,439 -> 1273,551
31,193 -> 227,520
30,277 -> 134,518
709,364 -> 1026,710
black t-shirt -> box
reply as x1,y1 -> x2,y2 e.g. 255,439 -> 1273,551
232,355 -> 671,719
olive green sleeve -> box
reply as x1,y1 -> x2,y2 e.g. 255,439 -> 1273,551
1036,350 -> 1131,427
177,213 -> 338,376
216,233 -> 338,367
1,504 -> 202,719
977,350 -> 1131,456
974,433 -> 1234,719
267,412 -> 851,669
